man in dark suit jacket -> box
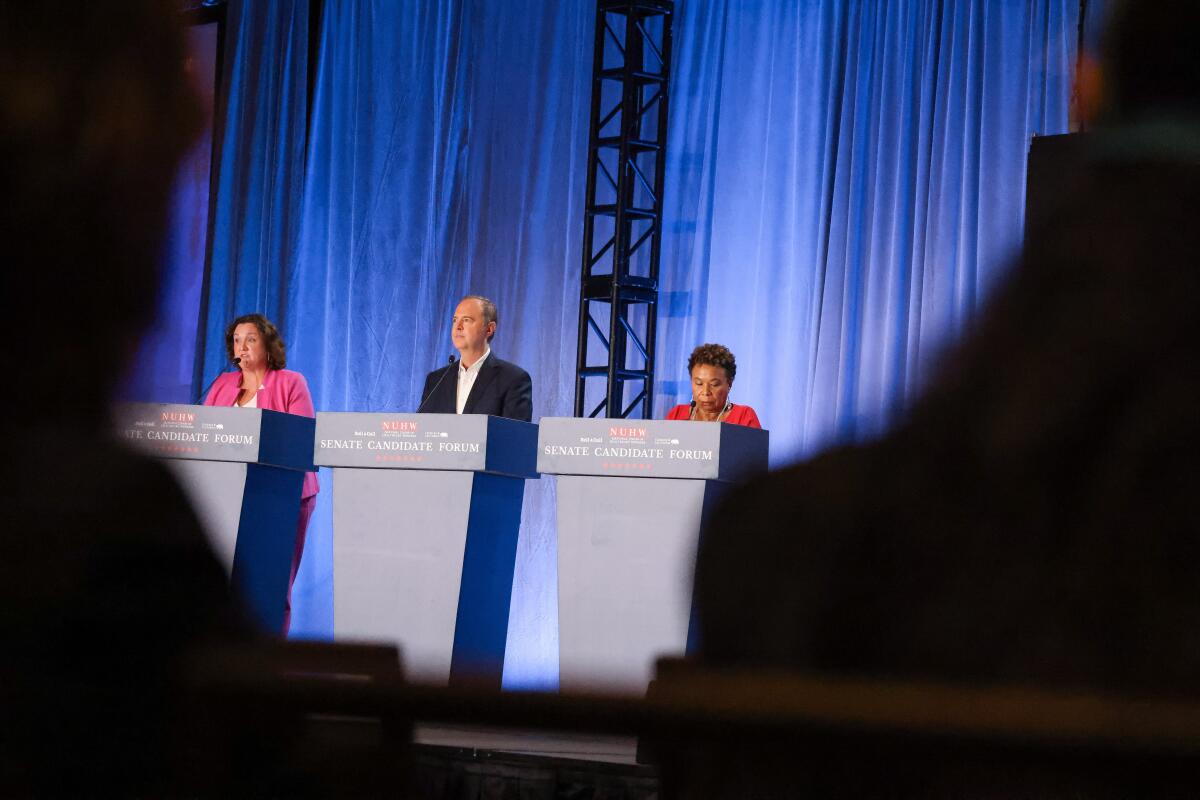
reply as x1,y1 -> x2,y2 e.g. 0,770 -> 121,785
418,295 -> 533,422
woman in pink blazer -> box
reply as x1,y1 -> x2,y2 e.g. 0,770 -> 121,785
204,313 -> 318,634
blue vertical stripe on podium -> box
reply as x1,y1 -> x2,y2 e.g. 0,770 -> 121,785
449,472 -> 526,689
231,465 -> 305,632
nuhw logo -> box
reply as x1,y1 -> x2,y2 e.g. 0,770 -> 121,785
609,426 -> 646,438
161,411 -> 195,423
382,420 -> 417,433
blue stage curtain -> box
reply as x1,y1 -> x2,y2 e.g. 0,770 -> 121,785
196,0 -> 310,383
116,25 -> 220,404
281,0 -> 593,686
200,0 -> 1080,688
658,1 -> 1077,459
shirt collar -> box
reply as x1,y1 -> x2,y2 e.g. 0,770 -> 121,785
459,346 -> 491,375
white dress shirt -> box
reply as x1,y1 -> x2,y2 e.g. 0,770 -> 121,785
456,347 -> 490,414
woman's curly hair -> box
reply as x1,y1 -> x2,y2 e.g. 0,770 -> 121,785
687,343 -> 736,383
224,313 -> 287,369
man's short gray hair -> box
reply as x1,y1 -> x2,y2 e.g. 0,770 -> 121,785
461,294 -> 497,341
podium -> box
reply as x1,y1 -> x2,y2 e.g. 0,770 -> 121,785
314,412 -> 537,688
113,402 -> 315,632
538,418 -> 768,693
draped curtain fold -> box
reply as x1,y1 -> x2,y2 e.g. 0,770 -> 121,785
658,0 -> 1076,459
198,0 -> 309,381
200,0 -> 1080,688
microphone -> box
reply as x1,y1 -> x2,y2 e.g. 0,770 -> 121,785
194,357 -> 240,405
416,355 -> 458,413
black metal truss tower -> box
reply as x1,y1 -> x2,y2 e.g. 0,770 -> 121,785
574,0 -> 674,419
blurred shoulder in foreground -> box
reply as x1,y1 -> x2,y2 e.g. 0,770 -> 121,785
0,2 -> 259,793
694,0 -> 1200,697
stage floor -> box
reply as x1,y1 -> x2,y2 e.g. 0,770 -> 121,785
414,723 -> 640,765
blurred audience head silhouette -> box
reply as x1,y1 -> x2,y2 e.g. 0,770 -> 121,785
1099,1 -> 1200,122
688,4 -> 1200,796
0,0 -> 200,425
0,4 -> 263,795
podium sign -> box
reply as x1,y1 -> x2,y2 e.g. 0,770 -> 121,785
315,413 -> 537,688
538,418 -> 768,694
315,412 -> 534,477
115,403 -> 315,470
537,417 -> 767,480
114,402 -> 315,632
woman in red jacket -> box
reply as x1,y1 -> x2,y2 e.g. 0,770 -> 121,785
666,343 -> 761,428
204,313 -> 318,634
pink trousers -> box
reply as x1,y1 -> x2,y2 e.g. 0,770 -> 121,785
282,494 -> 317,635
